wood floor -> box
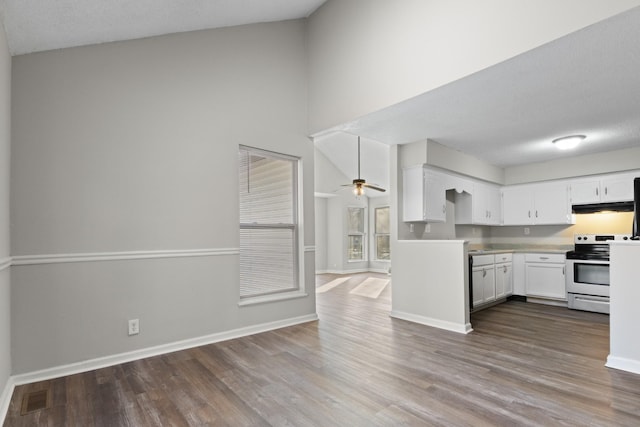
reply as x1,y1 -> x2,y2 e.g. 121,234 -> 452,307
4,272 -> 640,426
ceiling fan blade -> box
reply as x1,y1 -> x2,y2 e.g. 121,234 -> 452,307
363,183 -> 386,192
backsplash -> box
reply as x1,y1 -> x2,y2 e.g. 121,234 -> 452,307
455,211 -> 634,248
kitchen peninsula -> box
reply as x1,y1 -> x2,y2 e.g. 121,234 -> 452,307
607,241 -> 640,374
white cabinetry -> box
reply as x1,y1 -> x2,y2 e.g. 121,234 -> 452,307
471,253 -> 513,309
495,253 -> 513,299
570,172 -> 639,204
525,253 -> 567,303
403,166 -> 446,222
455,182 -> 501,225
502,182 -> 573,225
471,254 -> 495,307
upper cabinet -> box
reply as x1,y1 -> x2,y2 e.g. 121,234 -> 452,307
403,166 -> 446,222
455,182 -> 501,225
502,182 -> 573,225
403,167 -> 639,226
570,172 -> 639,204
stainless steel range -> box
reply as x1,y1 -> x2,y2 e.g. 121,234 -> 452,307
566,234 -> 632,314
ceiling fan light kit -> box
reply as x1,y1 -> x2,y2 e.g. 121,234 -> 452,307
342,136 -> 386,196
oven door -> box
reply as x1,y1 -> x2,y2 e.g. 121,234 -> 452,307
566,258 -> 610,297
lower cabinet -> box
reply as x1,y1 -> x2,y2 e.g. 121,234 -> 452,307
495,262 -> 513,299
525,253 -> 567,302
471,253 -> 512,309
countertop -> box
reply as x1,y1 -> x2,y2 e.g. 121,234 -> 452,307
468,248 -> 570,256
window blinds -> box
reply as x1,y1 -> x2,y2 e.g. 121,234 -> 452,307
238,147 -> 298,298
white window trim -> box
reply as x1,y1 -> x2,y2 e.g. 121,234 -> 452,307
347,205 -> 367,263
238,145 -> 305,302
374,205 -> 391,262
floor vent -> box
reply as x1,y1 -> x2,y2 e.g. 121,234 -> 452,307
20,389 -> 51,415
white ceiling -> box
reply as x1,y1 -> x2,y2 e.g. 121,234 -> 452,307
318,6 -> 640,174
0,0 -> 326,55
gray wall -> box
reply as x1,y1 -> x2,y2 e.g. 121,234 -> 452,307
306,0 -> 640,133
0,19 -> 11,400
10,20 -> 316,374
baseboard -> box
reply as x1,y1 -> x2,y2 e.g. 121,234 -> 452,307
319,268 -> 388,275
390,310 -> 473,334
606,355 -> 640,375
10,313 -> 319,387
0,376 -> 15,426
526,297 -> 568,307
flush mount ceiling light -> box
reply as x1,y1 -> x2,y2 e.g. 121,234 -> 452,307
552,135 -> 586,150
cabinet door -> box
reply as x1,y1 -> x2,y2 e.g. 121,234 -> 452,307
471,268 -> 485,308
486,186 -> 502,225
481,266 -> 496,303
601,174 -> 636,202
424,172 -> 446,222
525,263 -> 566,300
502,187 -> 534,225
495,263 -> 512,298
533,182 -> 571,225
402,167 -> 426,222
570,180 -> 601,204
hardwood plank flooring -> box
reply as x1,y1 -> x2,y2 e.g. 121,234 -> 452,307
5,272 -> 640,426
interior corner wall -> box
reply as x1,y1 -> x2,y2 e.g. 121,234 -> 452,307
307,0 -> 640,133
314,197 -> 328,272
0,17 -> 11,405
10,20 -> 316,374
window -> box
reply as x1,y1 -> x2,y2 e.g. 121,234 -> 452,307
239,146 -> 299,299
374,206 -> 390,261
347,207 -> 365,261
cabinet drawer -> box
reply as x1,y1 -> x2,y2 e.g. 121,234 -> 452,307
472,254 -> 494,266
494,253 -> 512,263
524,253 -> 565,264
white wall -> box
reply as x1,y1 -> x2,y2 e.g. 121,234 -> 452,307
10,20 -> 316,374
0,16 -> 11,412
314,197 -> 328,272
608,242 -> 640,374
307,0 -> 640,133
504,146 -> 640,184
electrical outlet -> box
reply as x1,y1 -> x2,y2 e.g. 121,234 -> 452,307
524,227 -> 530,235
472,227 -> 476,235
128,319 -> 139,336
425,223 -> 431,233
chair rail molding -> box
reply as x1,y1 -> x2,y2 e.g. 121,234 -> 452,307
11,248 -> 239,266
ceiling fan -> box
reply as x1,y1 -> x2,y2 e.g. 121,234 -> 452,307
342,136 -> 386,196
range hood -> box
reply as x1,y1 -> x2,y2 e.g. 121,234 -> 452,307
572,201 -> 634,214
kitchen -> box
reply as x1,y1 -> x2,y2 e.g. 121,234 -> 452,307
387,143 -> 640,376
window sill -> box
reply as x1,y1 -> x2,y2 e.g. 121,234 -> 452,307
347,260 -> 366,263
374,259 -> 391,263
238,290 -> 309,307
